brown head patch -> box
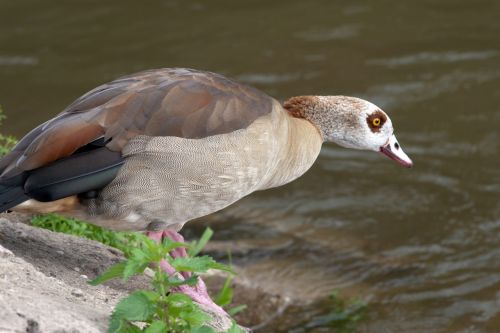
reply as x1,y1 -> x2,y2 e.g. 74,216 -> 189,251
283,96 -> 318,119
366,110 -> 387,133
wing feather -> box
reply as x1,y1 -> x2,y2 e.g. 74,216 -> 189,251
0,68 -> 275,178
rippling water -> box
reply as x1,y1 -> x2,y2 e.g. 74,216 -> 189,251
1,1 -> 499,332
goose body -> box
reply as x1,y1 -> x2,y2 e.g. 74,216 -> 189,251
85,99 -> 321,231
0,68 -> 412,232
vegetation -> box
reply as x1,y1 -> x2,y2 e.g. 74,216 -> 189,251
31,214 -> 144,256
89,228 -> 243,333
32,215 -> 243,333
302,291 -> 367,333
0,105 -> 17,156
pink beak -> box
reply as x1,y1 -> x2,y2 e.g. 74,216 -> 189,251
379,134 -> 413,168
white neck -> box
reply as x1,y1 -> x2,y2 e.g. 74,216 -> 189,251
259,113 -> 323,189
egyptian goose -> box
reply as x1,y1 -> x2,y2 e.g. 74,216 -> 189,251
0,68 -> 412,315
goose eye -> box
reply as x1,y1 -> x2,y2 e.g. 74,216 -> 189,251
366,111 -> 387,133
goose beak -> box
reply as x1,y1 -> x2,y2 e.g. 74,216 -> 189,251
379,134 -> 413,168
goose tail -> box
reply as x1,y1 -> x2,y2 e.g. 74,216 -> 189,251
0,174 -> 29,212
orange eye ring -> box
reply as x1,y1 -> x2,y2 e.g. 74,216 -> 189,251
372,118 -> 381,126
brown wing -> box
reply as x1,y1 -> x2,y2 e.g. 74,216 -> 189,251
1,68 -> 275,178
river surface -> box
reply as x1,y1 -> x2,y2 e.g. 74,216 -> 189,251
1,1 -> 499,332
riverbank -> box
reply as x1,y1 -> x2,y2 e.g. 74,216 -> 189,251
0,213 -> 292,332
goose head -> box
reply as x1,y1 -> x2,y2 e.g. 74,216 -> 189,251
283,96 -> 413,168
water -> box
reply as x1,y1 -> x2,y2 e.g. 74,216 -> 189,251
1,1 -> 499,332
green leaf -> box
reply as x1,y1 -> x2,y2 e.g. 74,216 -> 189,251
189,227 -> 214,257
171,256 -> 212,272
190,326 -> 216,333
142,237 -> 165,262
168,293 -> 194,307
111,291 -> 156,324
209,262 -> 235,274
123,257 -> 149,281
171,256 -> 234,273
89,262 -> 126,286
180,308 -> 211,327
129,247 -> 150,262
161,237 -> 189,253
215,275 -> 233,307
144,320 -> 167,333
227,304 -> 247,317
167,274 -> 199,287
140,290 -> 161,303
108,316 -> 124,333
168,293 -> 195,318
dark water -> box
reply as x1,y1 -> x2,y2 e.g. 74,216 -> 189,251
1,1 -> 499,332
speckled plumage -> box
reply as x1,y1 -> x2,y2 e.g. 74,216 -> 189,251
82,103 -> 322,231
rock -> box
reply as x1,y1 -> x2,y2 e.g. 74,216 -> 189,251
0,216 -> 131,332
0,243 -> 112,332
0,214 -> 290,332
